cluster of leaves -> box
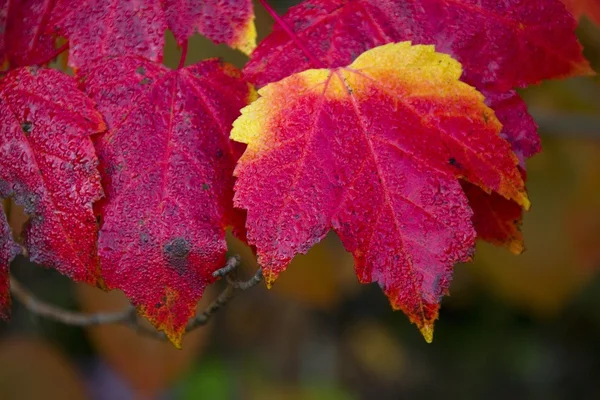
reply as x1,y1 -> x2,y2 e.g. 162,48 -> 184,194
0,0 -> 594,346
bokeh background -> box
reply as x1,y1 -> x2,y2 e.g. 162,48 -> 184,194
2,1 -> 600,399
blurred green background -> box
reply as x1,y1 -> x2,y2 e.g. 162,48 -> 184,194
2,1 -> 600,399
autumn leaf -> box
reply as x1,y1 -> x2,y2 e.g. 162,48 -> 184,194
47,0 -> 256,69
164,0 -> 256,55
81,57 -> 252,346
562,0 -> 600,25
0,208 -> 20,319
0,0 -> 58,69
0,67 -> 105,286
231,42 -> 529,341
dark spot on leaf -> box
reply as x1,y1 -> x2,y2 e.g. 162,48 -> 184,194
448,157 -> 458,166
216,149 -> 223,158
202,183 -> 209,190
21,121 -> 32,134
164,238 -> 191,274
136,66 -> 146,75
140,77 -> 151,85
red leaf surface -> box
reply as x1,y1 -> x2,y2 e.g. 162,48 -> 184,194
0,0 -> 57,68
47,0 -> 256,69
0,67 -> 105,284
81,57 -> 252,346
245,0 -> 591,91
164,0 -> 256,55
232,43 -> 529,340
48,0 -> 166,70
562,0 -> 600,25
0,209 -> 20,319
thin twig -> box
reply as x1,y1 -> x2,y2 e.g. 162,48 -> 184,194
9,277 -> 134,325
9,256 -> 263,341
212,255 -> 240,278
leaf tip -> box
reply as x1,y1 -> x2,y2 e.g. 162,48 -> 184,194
420,323 -> 434,344
167,332 -> 184,349
520,192 -> 531,211
264,269 -> 277,289
508,238 -> 525,255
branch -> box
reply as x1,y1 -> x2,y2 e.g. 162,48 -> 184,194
9,255 -> 263,341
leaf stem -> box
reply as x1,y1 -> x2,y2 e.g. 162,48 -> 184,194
178,41 -> 188,70
36,43 -> 70,67
257,0 -> 326,69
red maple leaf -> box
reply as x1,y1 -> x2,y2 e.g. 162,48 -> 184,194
0,0 -> 58,68
232,43 -> 529,340
0,67 -> 105,285
81,57 -> 252,346
0,208 -> 20,319
46,0 -> 256,69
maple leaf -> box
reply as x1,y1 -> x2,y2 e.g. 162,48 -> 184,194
0,208 -> 20,319
0,0 -> 58,69
81,57 -> 252,346
0,67 -> 105,284
562,0 -> 600,25
231,42 -> 529,341
46,0 -> 256,69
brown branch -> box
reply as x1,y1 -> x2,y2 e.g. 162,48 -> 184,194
9,255 -> 263,341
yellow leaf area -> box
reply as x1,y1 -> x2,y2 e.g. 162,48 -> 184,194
233,42 -> 528,210
232,42 -> 529,343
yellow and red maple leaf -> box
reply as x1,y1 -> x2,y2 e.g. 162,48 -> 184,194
232,42 -> 529,341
